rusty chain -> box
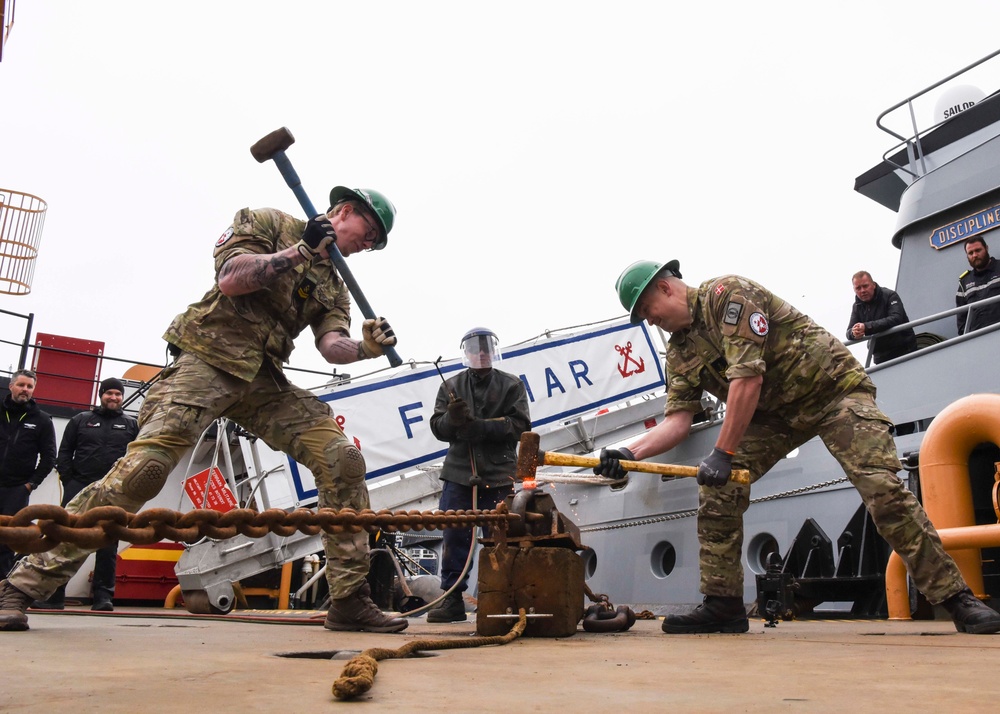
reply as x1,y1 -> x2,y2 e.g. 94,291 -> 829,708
0,504 -> 516,553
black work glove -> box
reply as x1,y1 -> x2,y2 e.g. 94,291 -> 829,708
447,398 -> 471,427
296,214 -> 336,260
457,418 -> 506,443
593,447 -> 635,480
697,447 -> 734,487
457,419 -> 483,442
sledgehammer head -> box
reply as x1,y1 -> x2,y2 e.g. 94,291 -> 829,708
250,127 -> 296,163
515,431 -> 541,481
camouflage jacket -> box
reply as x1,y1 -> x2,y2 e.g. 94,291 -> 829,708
665,275 -> 870,430
163,208 -> 351,382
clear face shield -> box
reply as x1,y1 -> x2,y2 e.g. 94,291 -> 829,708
461,333 -> 502,369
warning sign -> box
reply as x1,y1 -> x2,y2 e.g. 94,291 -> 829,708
184,467 -> 238,512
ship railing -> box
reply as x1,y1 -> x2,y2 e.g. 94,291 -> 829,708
0,328 -> 356,417
875,48 -> 1000,180
845,292 -> 1000,370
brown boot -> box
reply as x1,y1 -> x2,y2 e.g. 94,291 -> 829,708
325,582 -> 408,633
662,596 -> 749,634
941,588 -> 1000,634
0,580 -> 33,632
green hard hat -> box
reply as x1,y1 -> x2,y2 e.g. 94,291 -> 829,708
329,186 -> 396,250
615,259 -> 681,323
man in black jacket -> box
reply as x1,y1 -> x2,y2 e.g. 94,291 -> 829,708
426,327 -> 531,622
33,378 -> 138,611
0,370 -> 56,577
847,271 -> 917,364
956,237 -> 1000,334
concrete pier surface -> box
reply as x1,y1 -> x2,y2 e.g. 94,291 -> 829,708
3,608 -> 999,713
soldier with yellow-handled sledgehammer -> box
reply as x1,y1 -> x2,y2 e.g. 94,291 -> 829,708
592,259 -> 1000,636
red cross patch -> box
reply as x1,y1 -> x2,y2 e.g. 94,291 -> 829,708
749,312 -> 769,336
714,283 -> 726,296
216,226 -> 235,247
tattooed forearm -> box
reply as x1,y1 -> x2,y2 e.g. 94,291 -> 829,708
217,248 -> 304,297
271,255 -> 294,275
317,332 -> 366,365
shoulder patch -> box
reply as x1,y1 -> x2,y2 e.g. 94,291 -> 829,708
714,283 -> 727,296
723,301 -> 743,326
748,311 -> 769,336
960,270 -> 970,279
216,226 -> 235,247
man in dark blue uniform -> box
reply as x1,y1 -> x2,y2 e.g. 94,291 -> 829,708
956,237 -> 1000,334
0,370 -> 56,578
33,378 -> 138,611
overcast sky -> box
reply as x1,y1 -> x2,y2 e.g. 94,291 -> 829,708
3,1 -> 999,386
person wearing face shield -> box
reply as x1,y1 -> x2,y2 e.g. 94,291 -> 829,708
426,328 -> 531,622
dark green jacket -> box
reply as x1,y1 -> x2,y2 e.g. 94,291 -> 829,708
429,368 -> 530,488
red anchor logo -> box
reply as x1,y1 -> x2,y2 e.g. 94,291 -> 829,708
616,341 -> 645,377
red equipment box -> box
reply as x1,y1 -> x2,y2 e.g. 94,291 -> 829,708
30,332 -> 104,411
114,542 -> 185,602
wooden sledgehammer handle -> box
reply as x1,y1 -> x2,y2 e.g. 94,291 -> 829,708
539,451 -> 751,485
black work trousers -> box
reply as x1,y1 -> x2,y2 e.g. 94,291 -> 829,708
0,484 -> 31,577
62,478 -> 118,596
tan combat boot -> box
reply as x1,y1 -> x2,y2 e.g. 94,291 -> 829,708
324,582 -> 408,633
0,580 -> 33,631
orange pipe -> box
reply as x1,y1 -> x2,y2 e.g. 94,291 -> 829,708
163,584 -> 182,609
161,561 -> 293,611
277,561 -> 292,610
914,393 -> 1000,593
886,524 -> 1000,619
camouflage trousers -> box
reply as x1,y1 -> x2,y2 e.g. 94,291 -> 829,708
699,388 -> 965,605
8,352 -> 371,601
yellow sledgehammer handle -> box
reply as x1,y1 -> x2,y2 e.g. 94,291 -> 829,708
539,451 -> 751,485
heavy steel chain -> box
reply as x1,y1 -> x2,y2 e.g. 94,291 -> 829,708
0,504 -> 515,553
580,477 -> 850,533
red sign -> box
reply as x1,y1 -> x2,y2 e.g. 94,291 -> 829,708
184,467 -> 238,512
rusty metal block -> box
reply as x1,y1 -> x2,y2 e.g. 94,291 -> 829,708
476,545 -> 584,638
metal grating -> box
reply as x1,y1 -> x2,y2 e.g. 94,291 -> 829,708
0,187 -> 47,295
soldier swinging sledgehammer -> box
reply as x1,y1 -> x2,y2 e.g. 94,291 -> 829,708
0,185 -> 405,633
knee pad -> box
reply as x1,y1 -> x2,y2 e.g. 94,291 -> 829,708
339,443 -> 367,485
121,453 -> 174,501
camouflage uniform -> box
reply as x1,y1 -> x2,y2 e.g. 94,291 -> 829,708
8,208 -> 370,601
666,275 -> 965,604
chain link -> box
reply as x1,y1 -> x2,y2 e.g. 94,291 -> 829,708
0,504 -> 515,553
580,477 -> 850,533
